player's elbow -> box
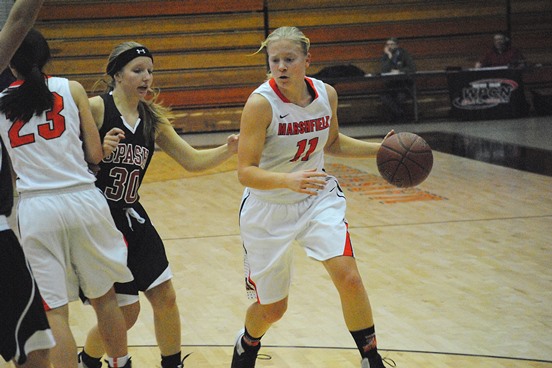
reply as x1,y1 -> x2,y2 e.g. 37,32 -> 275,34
237,165 -> 257,187
324,141 -> 342,156
237,168 -> 248,186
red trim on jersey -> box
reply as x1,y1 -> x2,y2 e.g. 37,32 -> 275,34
42,298 -> 51,312
9,76 -> 52,88
343,221 -> 354,257
268,78 -> 289,102
268,77 -> 319,103
8,80 -> 24,88
305,77 -> 319,100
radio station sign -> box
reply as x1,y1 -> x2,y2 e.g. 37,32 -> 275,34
447,68 -> 529,120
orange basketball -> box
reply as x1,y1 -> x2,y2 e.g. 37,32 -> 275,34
377,132 -> 433,188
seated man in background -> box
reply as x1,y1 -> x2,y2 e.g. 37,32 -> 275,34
475,32 -> 526,69
380,37 -> 416,122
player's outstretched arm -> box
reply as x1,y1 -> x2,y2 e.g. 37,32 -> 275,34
156,119 -> 238,172
0,0 -> 44,71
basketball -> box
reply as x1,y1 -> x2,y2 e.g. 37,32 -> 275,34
377,132 -> 433,188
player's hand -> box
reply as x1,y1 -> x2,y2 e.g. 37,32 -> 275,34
382,129 -> 395,142
88,163 -> 101,176
103,128 -> 125,158
287,169 -> 327,195
227,133 -> 239,154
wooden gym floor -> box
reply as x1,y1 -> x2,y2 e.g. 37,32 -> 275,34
3,116 -> 552,367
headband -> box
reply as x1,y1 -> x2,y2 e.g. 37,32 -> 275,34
106,46 -> 153,77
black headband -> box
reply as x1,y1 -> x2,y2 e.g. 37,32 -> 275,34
106,46 -> 153,77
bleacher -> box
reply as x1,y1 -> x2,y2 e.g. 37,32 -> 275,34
36,0 -> 552,133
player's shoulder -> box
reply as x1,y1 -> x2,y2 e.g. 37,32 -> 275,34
66,79 -> 88,103
67,79 -> 85,91
88,95 -> 105,128
243,91 -> 272,127
50,78 -> 84,98
321,81 -> 337,105
323,82 -> 337,95
247,90 -> 272,111
46,76 -> 69,88
248,90 -> 270,103
307,76 -> 336,97
89,94 -> 104,108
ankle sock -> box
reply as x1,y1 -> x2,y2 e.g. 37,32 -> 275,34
351,325 -> 379,358
243,327 -> 262,348
106,354 -> 130,368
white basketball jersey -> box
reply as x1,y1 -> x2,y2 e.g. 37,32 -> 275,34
247,77 -> 332,203
0,77 -> 96,193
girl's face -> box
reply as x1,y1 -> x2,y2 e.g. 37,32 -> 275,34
115,56 -> 153,98
267,39 -> 310,89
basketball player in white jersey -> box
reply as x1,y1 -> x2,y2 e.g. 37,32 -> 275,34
0,1 -> 54,367
232,27 -> 394,368
0,28 -> 134,368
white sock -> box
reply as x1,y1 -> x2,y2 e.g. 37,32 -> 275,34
106,354 -> 130,368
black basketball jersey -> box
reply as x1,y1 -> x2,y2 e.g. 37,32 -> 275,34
0,139 -> 14,217
95,93 -> 154,209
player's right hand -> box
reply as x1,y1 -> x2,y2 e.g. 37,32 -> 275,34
102,128 -> 125,158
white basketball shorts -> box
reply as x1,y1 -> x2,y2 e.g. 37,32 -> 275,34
17,184 -> 133,309
239,176 -> 354,304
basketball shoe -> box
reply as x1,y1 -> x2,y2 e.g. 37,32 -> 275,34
77,351 -> 101,368
175,352 -> 192,367
231,329 -> 260,368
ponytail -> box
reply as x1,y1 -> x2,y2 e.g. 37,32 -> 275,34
0,29 -> 53,123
